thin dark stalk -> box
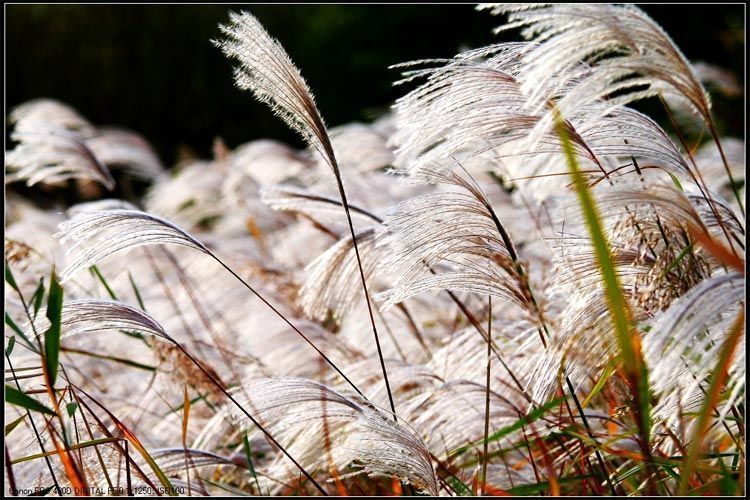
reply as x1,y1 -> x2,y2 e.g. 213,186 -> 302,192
171,340 -> 327,495
518,411 -> 542,485
75,389 -> 115,491
124,441 -> 134,496
481,296 -> 492,496
565,378 -> 617,495
706,116 -> 745,214
5,444 -> 18,496
329,157 -> 397,419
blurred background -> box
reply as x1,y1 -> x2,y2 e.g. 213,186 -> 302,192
5,4 -> 745,167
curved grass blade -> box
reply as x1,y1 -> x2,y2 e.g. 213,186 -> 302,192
555,107 -> 654,488
678,309 -> 745,495
5,385 -> 56,416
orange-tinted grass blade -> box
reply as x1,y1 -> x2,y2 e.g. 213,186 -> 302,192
181,386 -> 190,448
76,386 -> 176,495
46,419 -> 87,494
391,477 -> 403,496
483,483 -> 511,496
688,224 -> 744,274
678,309 -> 745,495
531,427 -> 560,496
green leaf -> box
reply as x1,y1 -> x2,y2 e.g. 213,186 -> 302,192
31,278 -> 46,319
5,313 -> 24,337
5,261 -> 19,291
29,485 -> 55,496
11,437 -> 121,464
581,357 -> 617,408
659,242 -> 695,280
5,385 -> 56,416
66,402 -> 79,417
5,414 -> 27,436
44,270 -> 64,387
242,432 -> 262,494
446,474 -> 473,496
665,171 -> 684,192
6,336 -> 16,356
506,474 -> 594,495
90,265 -> 118,300
5,312 -> 36,353
128,272 -> 146,311
62,347 -> 155,372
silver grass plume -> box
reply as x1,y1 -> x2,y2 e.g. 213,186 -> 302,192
150,449 -> 240,475
391,47 -> 694,201
693,138 -> 745,205
215,12 -> 334,168
145,160 -> 228,227
55,209 -> 209,281
6,121 -> 116,190
31,298 -> 171,342
85,127 -> 164,181
376,162 -> 528,312
9,98 -> 94,135
216,10 -> 397,417
228,377 -> 438,495
299,229 -> 383,322
26,298 -> 228,399
643,272 -> 745,428
482,4 -> 712,121
535,181 -> 743,402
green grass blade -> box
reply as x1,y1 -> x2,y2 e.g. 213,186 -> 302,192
5,260 -> 19,291
61,347 -> 155,372
31,278 -> 46,319
5,414 -> 27,436
44,270 -> 64,387
555,109 -> 651,446
6,336 -> 16,356
506,474 -> 594,495
90,265 -> 118,300
449,397 -> 565,458
581,357 -> 617,408
242,432 -> 263,495
5,385 -> 56,416
5,312 -> 36,353
128,272 -> 147,311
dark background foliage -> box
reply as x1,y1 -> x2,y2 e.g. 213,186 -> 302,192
5,4 -> 745,166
